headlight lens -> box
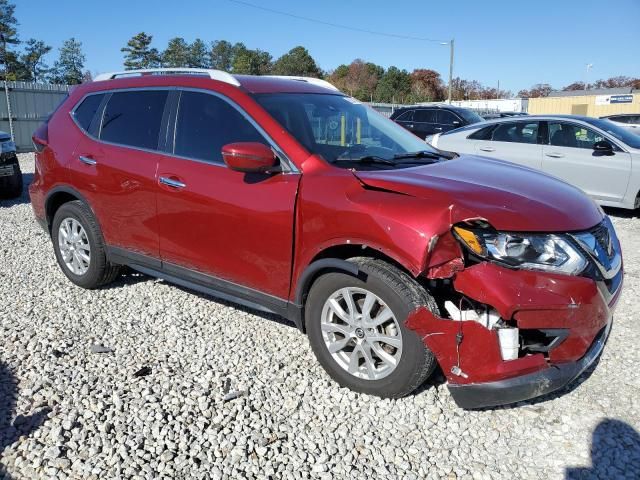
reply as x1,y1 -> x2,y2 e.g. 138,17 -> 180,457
453,226 -> 587,275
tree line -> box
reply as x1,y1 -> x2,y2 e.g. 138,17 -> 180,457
2,0 -> 638,102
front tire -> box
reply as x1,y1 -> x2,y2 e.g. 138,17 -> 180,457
51,201 -> 120,289
306,258 -> 439,398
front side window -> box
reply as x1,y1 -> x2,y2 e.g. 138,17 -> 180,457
413,109 -> 437,123
437,110 -> 460,126
467,125 -> 496,140
394,110 -> 413,122
73,94 -> 104,132
548,122 -> 603,149
254,93 -> 439,169
491,121 -> 539,144
174,91 -> 266,164
100,90 -> 168,150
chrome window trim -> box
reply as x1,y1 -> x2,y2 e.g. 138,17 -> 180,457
68,86 -> 299,174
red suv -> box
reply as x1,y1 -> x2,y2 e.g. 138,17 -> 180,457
30,69 -> 623,408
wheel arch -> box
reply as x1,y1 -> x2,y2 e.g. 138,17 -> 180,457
44,186 -> 96,232
292,243 -> 424,332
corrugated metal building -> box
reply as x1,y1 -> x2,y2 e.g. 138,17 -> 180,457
527,88 -> 639,117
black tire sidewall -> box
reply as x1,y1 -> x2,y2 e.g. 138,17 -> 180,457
306,269 -> 430,398
51,202 -> 105,289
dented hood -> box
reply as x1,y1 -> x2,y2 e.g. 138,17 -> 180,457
353,155 -> 603,232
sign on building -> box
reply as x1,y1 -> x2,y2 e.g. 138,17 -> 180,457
595,94 -> 634,105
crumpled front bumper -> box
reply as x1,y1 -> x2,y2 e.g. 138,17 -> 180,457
405,261 -> 622,409
448,318 -> 612,409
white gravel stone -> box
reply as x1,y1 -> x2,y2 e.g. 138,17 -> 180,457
0,153 -> 638,479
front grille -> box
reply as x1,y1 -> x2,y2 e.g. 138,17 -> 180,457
571,217 -> 621,282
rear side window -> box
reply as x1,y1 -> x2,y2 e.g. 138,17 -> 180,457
491,121 -> 539,144
174,91 -> 265,164
413,109 -> 436,123
100,90 -> 168,150
73,94 -> 104,132
468,125 -> 495,140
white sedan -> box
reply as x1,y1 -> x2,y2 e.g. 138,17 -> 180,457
429,115 -> 640,210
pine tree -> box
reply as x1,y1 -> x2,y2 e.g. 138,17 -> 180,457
20,39 -> 51,82
162,37 -> 190,68
210,40 -> 234,71
188,38 -> 209,68
272,46 -> 321,77
0,0 -> 20,80
121,32 -> 160,70
50,38 -> 85,85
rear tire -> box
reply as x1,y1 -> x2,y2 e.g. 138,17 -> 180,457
306,257 -> 439,398
51,201 -> 120,289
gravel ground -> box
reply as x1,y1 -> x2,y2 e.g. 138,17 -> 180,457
0,153 -> 639,480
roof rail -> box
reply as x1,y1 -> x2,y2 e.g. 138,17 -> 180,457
93,68 -> 241,87
264,75 -> 339,91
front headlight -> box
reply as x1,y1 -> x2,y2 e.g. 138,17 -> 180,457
453,225 -> 587,275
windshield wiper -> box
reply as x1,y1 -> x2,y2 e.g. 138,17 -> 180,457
332,155 -> 397,166
392,150 -> 445,161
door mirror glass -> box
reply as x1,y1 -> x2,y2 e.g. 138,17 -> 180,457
593,140 -> 614,155
222,142 -> 278,173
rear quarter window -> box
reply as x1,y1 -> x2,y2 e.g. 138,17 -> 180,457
73,93 -> 104,132
100,90 -> 168,150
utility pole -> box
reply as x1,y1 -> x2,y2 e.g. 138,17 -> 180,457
447,38 -> 455,104
584,63 -> 593,95
0,33 -> 14,142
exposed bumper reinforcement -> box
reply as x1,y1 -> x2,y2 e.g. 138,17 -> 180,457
448,318 -> 612,409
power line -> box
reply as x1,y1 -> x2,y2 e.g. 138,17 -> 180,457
226,0 -> 448,44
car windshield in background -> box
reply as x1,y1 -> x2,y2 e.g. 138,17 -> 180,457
457,109 -> 484,124
583,118 -> 640,149
253,93 -> 440,168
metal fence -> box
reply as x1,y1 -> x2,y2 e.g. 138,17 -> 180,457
0,81 -> 71,152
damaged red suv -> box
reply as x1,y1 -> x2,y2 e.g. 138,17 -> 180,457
30,69 -> 623,408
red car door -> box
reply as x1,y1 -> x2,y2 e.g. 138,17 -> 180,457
156,90 -> 300,300
70,90 -> 168,259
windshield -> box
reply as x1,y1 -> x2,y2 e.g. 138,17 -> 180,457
253,93 -> 440,168
582,118 -> 640,149
457,109 -> 484,124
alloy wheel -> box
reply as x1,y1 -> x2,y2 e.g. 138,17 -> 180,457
320,287 -> 403,380
58,218 -> 91,276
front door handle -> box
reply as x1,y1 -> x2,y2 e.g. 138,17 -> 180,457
434,127 -> 442,131
545,152 -> 564,158
79,155 -> 97,166
159,176 -> 186,189
479,147 -> 495,152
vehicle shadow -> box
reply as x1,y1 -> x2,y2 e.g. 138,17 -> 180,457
107,270 -> 298,330
604,206 -> 639,219
0,360 -> 51,479
565,419 -> 640,479
0,172 -> 33,208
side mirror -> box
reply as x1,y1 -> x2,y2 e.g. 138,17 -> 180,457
593,140 -> 614,155
221,142 -> 278,173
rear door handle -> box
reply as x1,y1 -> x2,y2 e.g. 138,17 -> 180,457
79,155 -> 97,166
434,127 -> 442,131
479,147 -> 495,152
159,176 -> 186,189
545,152 -> 564,158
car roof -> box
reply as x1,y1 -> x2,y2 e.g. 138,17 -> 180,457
476,114 -> 603,125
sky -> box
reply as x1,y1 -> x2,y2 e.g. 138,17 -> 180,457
16,0 -> 640,93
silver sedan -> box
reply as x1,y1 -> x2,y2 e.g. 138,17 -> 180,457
429,115 -> 640,210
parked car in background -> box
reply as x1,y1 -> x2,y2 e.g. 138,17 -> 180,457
600,114 -> 640,134
481,112 -> 529,120
390,104 -> 484,139
430,115 -> 640,210
0,131 -> 22,199
30,69 -> 622,409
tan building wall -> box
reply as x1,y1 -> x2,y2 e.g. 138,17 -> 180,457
528,93 -> 640,117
